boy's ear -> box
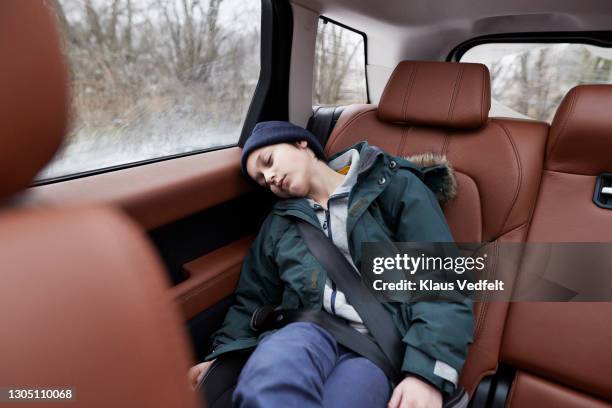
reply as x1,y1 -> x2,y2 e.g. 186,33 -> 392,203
294,140 -> 308,149
294,140 -> 316,159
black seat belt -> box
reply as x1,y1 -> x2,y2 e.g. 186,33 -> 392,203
294,219 -> 404,378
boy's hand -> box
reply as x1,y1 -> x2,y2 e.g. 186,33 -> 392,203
388,376 -> 442,408
188,360 -> 216,390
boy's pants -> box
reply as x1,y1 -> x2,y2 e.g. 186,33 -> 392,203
233,322 -> 392,407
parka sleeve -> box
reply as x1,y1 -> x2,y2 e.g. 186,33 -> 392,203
390,169 -> 474,396
203,213 -> 283,361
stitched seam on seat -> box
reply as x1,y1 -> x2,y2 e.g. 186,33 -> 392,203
404,127 -> 412,155
442,130 -> 451,155
543,168 -> 600,177
397,126 -> 406,155
481,68 -> 488,124
474,241 -> 498,340
472,217 -> 528,343
400,66 -> 412,122
447,66 -> 465,125
402,64 -> 419,122
480,68 -> 484,122
472,219 -> 531,342
505,371 -> 521,407
488,221 -> 529,244
547,88 -> 579,162
491,120 -> 523,237
449,168 -> 485,242
399,65 -> 413,123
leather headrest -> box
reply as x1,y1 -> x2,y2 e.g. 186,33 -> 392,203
547,85 -> 612,175
378,61 -> 490,130
0,207 -> 201,407
0,0 -> 69,199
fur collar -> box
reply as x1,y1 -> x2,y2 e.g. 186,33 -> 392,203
403,153 -> 457,204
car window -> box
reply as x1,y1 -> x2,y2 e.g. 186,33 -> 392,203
40,0 -> 261,180
312,18 -> 367,106
461,42 -> 612,122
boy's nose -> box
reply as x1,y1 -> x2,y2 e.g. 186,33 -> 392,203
262,169 -> 276,186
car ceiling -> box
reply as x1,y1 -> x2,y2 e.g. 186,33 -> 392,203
292,0 -> 612,63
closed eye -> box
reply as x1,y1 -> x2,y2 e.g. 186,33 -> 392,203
255,151 -> 273,188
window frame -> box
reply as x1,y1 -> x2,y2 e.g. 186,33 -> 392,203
447,31 -> 612,122
313,15 -> 370,105
34,0 -> 292,187
447,31 -> 612,62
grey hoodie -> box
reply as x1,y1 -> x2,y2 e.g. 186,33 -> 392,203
305,147 -> 369,334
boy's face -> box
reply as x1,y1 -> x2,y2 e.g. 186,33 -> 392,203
245,140 -> 315,198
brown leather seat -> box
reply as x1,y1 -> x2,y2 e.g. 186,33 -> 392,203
0,1 -> 201,407
323,60 -> 549,395
501,85 -> 612,407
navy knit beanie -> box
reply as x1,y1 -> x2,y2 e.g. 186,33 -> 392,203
240,121 -> 326,179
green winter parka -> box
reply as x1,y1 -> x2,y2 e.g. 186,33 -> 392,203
204,140 -> 474,396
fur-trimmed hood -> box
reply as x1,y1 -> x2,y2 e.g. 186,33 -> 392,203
403,152 -> 457,204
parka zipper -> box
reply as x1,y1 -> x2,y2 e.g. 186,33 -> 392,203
312,191 -> 350,318
323,206 -> 338,315
324,193 -> 349,316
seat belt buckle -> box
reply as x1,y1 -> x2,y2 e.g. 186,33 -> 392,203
593,173 -> 612,210
250,305 -> 276,332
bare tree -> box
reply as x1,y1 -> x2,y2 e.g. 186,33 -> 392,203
47,0 -> 81,46
41,0 -> 266,180
158,0 -> 224,83
313,22 -> 362,105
